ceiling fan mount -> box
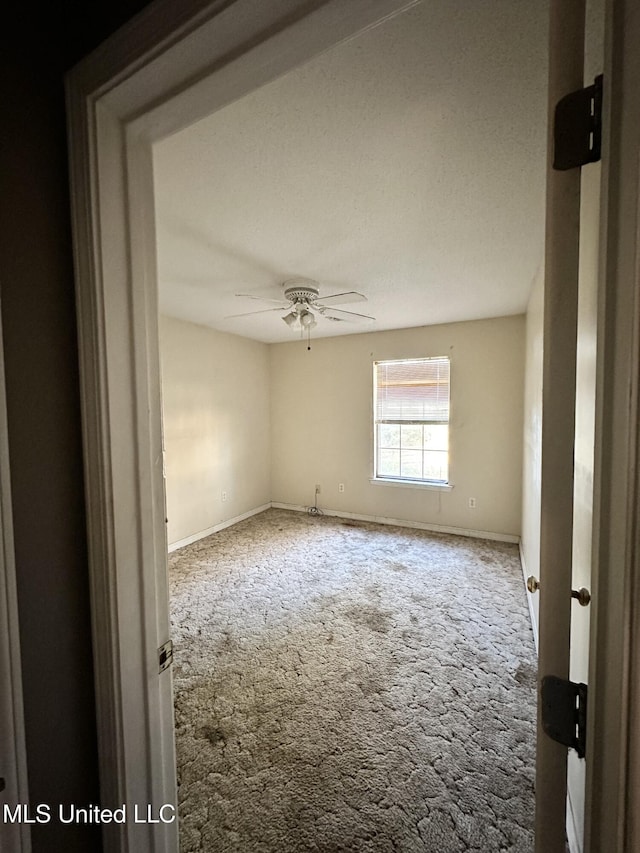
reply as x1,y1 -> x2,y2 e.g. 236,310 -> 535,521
281,278 -> 321,304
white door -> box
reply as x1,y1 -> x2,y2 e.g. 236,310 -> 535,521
535,1 -> 605,851
536,0 -> 640,848
566,2 -> 605,849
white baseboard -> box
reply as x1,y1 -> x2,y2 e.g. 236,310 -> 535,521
168,503 -> 271,552
271,502 -> 520,544
170,501 -> 522,552
519,542 -> 539,653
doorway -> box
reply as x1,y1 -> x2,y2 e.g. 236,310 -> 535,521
153,3 -> 545,845
65,0 -> 640,851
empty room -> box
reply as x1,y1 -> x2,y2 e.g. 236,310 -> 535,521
152,2 -> 548,850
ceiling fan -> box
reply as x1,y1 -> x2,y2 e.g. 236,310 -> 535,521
225,278 -> 376,338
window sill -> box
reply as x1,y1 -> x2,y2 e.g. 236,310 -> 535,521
369,478 -> 453,492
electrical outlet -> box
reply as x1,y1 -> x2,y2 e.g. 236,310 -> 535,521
315,484 -> 321,494
339,483 -> 345,493
468,497 -> 476,508
222,491 -> 227,502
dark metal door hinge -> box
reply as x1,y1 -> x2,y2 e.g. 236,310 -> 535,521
553,74 -> 603,170
158,640 -> 173,673
541,675 -> 587,758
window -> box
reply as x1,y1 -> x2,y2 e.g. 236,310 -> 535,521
373,357 -> 450,484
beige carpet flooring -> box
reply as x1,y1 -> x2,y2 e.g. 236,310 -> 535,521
168,508 -> 537,852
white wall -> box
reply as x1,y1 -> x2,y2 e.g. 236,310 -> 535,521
520,265 -> 544,644
159,316 -> 271,547
270,316 -> 525,538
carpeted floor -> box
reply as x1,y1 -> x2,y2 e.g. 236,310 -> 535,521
168,508 -> 537,852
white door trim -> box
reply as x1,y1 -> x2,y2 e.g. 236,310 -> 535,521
65,2 -> 419,851
585,0 -> 640,848
0,299 -> 30,853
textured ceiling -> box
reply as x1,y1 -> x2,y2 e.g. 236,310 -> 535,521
153,0 -> 549,343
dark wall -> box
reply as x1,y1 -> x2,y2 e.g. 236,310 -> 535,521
0,4 -> 151,851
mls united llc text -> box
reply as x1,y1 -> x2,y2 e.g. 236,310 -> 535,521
3,804 -> 176,824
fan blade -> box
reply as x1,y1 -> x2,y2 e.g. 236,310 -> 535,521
316,291 -> 367,306
235,293 -> 289,305
319,307 -> 375,322
224,307 -> 286,319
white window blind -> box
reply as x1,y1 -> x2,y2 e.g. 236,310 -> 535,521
375,357 -> 450,424
374,357 -> 450,484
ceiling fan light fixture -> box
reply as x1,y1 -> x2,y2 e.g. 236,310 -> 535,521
299,309 -> 316,329
282,311 -> 298,327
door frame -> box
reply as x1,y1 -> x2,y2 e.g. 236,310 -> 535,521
65,0 -> 639,851
65,2 -> 421,851
585,0 -> 640,849
0,299 -> 31,853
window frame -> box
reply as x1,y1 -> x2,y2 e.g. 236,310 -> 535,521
372,356 -> 451,488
